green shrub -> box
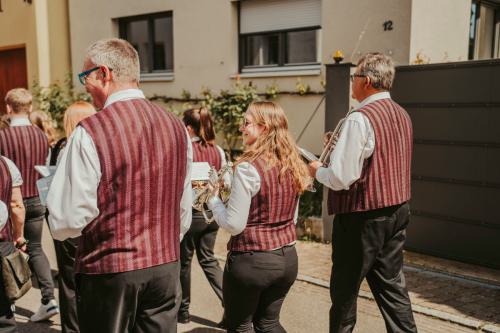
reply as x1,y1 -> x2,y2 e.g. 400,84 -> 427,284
32,75 -> 92,131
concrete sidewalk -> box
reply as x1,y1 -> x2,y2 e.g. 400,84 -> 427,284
214,230 -> 500,333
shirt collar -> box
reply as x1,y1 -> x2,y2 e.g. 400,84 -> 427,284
356,91 -> 391,110
103,89 -> 146,109
10,116 -> 31,127
191,136 -> 200,142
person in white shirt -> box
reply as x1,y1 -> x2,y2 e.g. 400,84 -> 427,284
207,101 -> 311,332
47,38 -> 192,333
0,155 -> 26,333
309,53 -> 417,333
178,108 -> 227,327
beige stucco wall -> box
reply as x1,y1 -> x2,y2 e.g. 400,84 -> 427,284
68,0 -> 324,151
68,0 -> 476,151
0,0 -> 71,87
322,0 -> 412,66
0,0 -> 39,87
409,0 -> 470,64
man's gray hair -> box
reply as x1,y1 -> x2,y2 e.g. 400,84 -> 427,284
85,38 -> 140,83
357,52 -> 395,90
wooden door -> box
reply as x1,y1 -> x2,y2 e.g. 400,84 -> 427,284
0,47 -> 28,114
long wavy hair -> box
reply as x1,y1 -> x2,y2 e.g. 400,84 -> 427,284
237,101 -> 312,194
182,107 -> 216,146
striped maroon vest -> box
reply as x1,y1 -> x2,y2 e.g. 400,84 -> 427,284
229,158 -> 299,251
192,141 -> 222,171
0,158 -> 13,242
77,99 -> 188,274
0,125 -> 49,198
327,98 -> 413,215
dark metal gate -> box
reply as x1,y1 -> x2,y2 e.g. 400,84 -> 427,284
325,59 -> 500,268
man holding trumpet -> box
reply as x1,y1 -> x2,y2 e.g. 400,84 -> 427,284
309,53 -> 417,333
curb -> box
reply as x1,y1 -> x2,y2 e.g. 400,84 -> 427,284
214,254 -> 500,333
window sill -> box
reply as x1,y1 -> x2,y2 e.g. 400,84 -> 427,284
140,72 -> 174,82
233,65 -> 321,79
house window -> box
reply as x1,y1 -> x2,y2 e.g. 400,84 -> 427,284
239,0 -> 321,71
119,12 -> 173,73
469,0 -> 500,60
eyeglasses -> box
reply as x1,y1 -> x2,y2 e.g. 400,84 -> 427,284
241,118 -> 255,128
78,67 -> 100,85
350,73 -> 366,82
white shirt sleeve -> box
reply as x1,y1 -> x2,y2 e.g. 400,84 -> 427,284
0,200 -> 8,232
179,130 -> 193,241
316,112 -> 375,191
47,126 -> 101,241
207,162 -> 260,236
2,157 -> 23,187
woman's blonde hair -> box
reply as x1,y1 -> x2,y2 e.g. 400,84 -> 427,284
238,101 -> 312,194
30,111 -> 57,146
63,101 -> 96,138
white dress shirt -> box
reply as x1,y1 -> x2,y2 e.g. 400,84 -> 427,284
2,156 -> 23,187
207,162 -> 299,236
9,116 -> 31,127
0,201 -> 7,231
0,156 -> 23,231
315,92 -> 391,191
47,89 -> 193,241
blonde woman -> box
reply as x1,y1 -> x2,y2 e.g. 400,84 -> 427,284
50,101 -> 96,165
207,101 -> 311,332
51,101 -> 95,333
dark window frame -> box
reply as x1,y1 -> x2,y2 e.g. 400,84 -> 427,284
118,11 -> 174,73
239,25 -> 321,71
469,0 -> 500,59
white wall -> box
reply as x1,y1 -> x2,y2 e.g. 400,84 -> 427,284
409,0 -> 470,63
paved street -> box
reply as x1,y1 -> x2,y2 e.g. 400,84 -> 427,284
11,223 -> 492,332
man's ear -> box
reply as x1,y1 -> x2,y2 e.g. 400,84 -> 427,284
365,76 -> 371,88
5,105 -> 12,115
101,66 -> 112,82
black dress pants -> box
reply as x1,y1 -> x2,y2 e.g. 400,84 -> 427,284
54,237 -> 79,333
76,261 -> 181,333
0,242 -> 17,333
24,196 -> 55,303
223,245 -> 298,333
179,212 -> 223,316
329,202 -> 417,333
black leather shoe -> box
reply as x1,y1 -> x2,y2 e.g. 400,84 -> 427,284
177,313 -> 190,324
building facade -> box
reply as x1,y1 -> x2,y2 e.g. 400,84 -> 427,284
0,0 -> 71,113
67,0 -> 478,153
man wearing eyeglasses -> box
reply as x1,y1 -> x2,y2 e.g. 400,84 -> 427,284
309,53 -> 417,333
47,38 -> 193,333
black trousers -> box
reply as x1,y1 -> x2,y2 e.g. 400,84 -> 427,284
179,211 -> 223,315
54,237 -> 79,333
223,245 -> 298,333
76,261 -> 181,333
24,196 -> 55,303
0,242 -> 17,333
329,202 -> 417,333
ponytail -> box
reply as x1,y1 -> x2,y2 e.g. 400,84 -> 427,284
182,107 -> 216,145
198,108 -> 216,144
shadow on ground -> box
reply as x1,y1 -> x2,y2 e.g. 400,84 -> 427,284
15,306 -> 60,333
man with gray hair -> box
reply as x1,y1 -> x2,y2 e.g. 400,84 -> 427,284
47,38 -> 192,333
309,52 -> 417,333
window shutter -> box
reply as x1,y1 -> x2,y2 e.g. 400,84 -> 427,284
240,0 -> 321,34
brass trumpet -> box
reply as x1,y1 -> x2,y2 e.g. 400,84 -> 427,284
192,162 -> 233,224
